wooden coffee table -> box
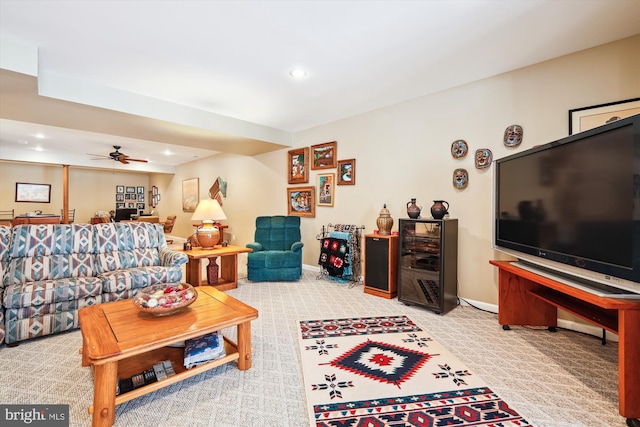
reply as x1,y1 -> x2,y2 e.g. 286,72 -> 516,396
78,286 -> 258,427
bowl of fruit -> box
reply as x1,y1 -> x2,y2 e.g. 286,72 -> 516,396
133,283 -> 197,316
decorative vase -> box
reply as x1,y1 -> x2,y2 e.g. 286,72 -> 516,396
376,204 -> 393,235
406,198 -> 421,219
195,224 -> 220,249
430,200 -> 449,219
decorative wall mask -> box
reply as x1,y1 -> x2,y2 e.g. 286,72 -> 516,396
451,139 -> 468,159
504,125 -> 523,147
453,168 -> 469,189
475,149 -> 493,169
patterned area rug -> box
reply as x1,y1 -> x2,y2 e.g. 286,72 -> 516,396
298,315 -> 532,426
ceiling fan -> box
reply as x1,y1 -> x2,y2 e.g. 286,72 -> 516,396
88,146 -> 148,164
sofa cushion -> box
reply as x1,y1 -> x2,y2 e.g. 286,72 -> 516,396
100,265 -> 184,294
4,224 -> 95,287
3,276 -> 103,309
254,216 -> 301,251
248,251 -> 301,269
5,296 -> 101,320
93,222 -> 163,273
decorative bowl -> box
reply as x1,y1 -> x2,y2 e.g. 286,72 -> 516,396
133,283 -> 197,316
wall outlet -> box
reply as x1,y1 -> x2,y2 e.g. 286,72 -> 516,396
231,234 -> 236,241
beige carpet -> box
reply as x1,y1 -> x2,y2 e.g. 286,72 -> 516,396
0,270 -> 626,426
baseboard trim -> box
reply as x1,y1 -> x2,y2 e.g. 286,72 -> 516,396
459,297 -> 618,342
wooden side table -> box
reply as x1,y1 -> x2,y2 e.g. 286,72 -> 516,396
183,245 -> 252,291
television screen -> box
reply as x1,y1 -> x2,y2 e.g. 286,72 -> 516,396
494,114 -> 640,290
114,208 -> 137,222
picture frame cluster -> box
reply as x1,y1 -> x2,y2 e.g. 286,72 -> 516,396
116,185 -> 146,211
286,141 -> 356,217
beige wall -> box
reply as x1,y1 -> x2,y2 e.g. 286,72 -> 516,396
168,35 -> 639,306
0,162 -> 150,223
1,36 -> 638,309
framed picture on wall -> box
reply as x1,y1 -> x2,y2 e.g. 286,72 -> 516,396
317,173 -> 335,207
182,178 -> 199,212
287,147 -> 309,184
337,159 -> 356,185
15,182 -> 51,203
287,186 -> 315,217
569,97 -> 640,134
310,141 -> 337,170
116,185 -> 124,194
137,186 -> 144,194
125,186 -> 135,193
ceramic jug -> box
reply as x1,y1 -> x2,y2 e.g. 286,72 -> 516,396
430,200 -> 449,219
406,198 -> 421,219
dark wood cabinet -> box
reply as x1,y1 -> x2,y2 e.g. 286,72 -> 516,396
398,218 -> 458,314
364,234 -> 398,299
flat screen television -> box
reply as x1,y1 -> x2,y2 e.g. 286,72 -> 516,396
114,208 -> 137,222
493,113 -> 640,297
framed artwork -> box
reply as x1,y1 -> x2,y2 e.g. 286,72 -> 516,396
287,186 -> 315,217
15,182 -> 51,203
116,203 -> 125,209
137,186 -> 144,194
116,194 -> 125,202
337,159 -> 356,185
569,98 -> 640,135
317,173 -> 335,207
125,186 -> 135,193
182,178 -> 199,212
287,147 -> 309,184
116,185 -> 124,194
311,141 -> 337,170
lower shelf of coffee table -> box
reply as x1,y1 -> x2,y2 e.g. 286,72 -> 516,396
102,336 -> 238,408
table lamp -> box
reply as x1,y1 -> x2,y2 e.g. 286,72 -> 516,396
190,199 -> 227,249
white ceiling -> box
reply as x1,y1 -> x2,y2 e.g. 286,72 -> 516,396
1,0 -> 639,172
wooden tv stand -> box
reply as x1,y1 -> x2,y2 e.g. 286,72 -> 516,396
490,260 -> 640,421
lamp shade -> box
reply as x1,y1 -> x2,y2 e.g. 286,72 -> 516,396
191,199 -> 227,249
191,199 -> 227,222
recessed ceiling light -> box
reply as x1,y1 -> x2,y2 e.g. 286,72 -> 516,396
17,139 -> 28,145
34,133 -> 45,139
289,68 -> 308,79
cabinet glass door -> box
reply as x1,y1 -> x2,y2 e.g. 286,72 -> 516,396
399,220 -> 441,309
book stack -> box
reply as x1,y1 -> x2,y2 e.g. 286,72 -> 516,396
184,331 -> 225,369
116,360 -> 176,395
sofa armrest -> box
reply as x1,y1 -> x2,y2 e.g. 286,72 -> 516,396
290,241 -> 304,252
159,248 -> 189,267
246,242 -> 264,252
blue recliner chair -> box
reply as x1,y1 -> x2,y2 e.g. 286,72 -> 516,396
246,216 -> 304,281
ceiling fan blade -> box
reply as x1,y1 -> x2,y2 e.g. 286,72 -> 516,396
87,147 -> 147,165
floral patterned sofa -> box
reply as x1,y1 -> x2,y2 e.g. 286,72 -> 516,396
0,222 -> 187,345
